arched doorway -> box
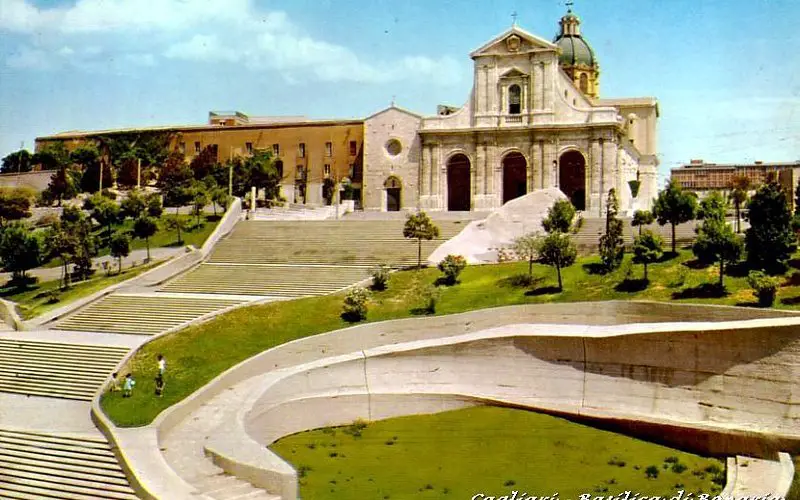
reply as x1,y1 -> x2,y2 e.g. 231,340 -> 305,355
502,152 -> 527,204
446,154 -> 471,211
384,176 -> 401,212
558,150 -> 586,210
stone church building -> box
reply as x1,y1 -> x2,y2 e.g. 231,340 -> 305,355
35,9 -> 658,216
363,9 -> 659,216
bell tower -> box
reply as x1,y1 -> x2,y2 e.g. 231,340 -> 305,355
553,5 -> 600,98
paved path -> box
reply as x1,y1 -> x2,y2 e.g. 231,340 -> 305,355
1,247 -> 182,284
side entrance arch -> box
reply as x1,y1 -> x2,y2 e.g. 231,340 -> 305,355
559,150 -> 586,211
384,176 -> 401,212
446,154 -> 471,211
502,152 -> 527,204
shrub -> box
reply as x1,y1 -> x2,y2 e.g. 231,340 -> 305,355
644,465 -> 660,479
370,264 -> 390,291
437,254 -> 466,285
747,271 -> 779,307
671,462 -> 688,474
342,287 -> 369,322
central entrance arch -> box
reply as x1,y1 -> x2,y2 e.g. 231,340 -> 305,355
446,154 -> 471,211
502,152 -> 527,204
559,150 -> 586,211
384,176 -> 401,212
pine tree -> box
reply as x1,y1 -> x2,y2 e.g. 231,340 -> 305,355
745,180 -> 796,274
598,188 -> 624,272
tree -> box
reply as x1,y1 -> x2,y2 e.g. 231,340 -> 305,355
120,190 -> 147,219
87,194 -> 120,246
0,187 -> 35,226
189,183 -> 209,227
71,145 -> 111,193
652,179 -> 697,254
0,222 -> 44,282
109,231 -> 130,274
598,188 -> 624,272
146,193 -> 163,218
160,153 -> 194,221
166,215 -> 187,245
693,201 -> 743,288
631,210 -> 654,236
133,216 -> 158,262
189,145 -> 219,181
729,175 -> 750,233
247,151 -> 282,202
633,230 -> 663,281
31,142 -> 70,171
403,211 -> 440,269
512,233 -> 539,277
745,180 -> 796,274
542,199 -> 576,234
437,254 -> 467,285
41,166 -> 79,206
115,152 -> 141,189
535,232 -> 577,291
45,221 -> 78,288
210,187 -> 229,217
70,215 -> 97,281
322,178 -> 335,205
697,190 -> 727,221
1,150 -> 32,174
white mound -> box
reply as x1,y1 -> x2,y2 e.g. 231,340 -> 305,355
427,188 -> 567,265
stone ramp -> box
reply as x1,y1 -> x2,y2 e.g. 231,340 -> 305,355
0,428 -> 138,499
0,338 -> 129,401
52,294 -> 244,336
161,264 -> 370,297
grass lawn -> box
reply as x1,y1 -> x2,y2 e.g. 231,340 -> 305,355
101,247 -> 800,427
42,214 -> 218,268
270,406 -> 725,499
2,261 -> 163,319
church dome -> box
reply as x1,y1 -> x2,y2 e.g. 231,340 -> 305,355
553,9 -> 597,68
555,34 -> 596,67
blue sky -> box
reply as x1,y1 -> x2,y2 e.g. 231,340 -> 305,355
1,0 -> 798,185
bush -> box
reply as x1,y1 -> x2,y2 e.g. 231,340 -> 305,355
370,264 -> 390,291
342,287 -> 369,322
437,254 -> 466,285
644,465 -> 660,479
747,271 -> 779,307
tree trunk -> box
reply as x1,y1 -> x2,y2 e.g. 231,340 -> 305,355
417,238 -> 423,269
556,264 -> 563,291
735,204 -> 741,233
644,262 -> 648,281
719,259 -> 724,288
671,222 -> 676,254
145,236 -> 150,262
528,258 -> 533,277
118,256 -> 122,275
175,207 -> 182,244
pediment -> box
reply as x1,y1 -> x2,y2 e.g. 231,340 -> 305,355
470,26 -> 557,58
500,67 -> 529,78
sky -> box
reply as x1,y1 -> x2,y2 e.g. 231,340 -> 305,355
0,0 -> 798,186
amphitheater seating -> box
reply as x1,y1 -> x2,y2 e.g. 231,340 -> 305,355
161,264 -> 370,297
53,295 -> 244,336
0,339 -> 129,401
0,428 -> 138,499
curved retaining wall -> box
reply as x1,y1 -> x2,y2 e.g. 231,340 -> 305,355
181,302 -> 800,499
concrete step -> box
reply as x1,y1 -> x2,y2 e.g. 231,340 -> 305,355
0,428 -> 137,500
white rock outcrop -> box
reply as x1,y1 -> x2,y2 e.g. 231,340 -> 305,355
427,188 -> 567,264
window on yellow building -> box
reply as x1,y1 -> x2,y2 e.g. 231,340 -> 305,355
349,141 -> 357,156
179,142 -> 186,154
246,142 -> 253,155
325,142 -> 332,157
298,143 -> 305,158
272,144 -> 280,156
324,164 -> 331,178
194,141 -> 201,154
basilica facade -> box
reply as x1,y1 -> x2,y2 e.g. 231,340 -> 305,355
363,9 -> 659,216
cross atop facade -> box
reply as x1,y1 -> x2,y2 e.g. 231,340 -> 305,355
511,11 -> 518,26
566,0 -> 574,11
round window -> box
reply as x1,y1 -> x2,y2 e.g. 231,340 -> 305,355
385,139 -> 402,156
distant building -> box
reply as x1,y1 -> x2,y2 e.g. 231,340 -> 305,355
671,160 -> 800,205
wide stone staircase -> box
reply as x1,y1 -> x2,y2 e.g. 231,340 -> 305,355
0,338 -> 129,401
0,428 -> 138,499
573,218 -> 699,253
160,219 -> 469,298
52,294 -> 245,336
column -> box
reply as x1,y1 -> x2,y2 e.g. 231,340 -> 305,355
420,143 -> 429,197
590,140 -> 602,216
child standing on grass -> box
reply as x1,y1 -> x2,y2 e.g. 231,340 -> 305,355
157,354 -> 166,376
109,372 -> 120,393
122,373 -> 135,398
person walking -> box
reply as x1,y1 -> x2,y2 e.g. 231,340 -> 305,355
122,373 -> 135,398
157,354 -> 166,376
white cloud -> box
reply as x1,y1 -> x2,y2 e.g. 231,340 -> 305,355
1,0 -> 463,85
6,46 -> 53,69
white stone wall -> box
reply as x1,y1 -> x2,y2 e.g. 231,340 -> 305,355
363,107 -> 422,211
